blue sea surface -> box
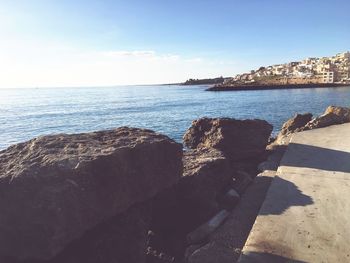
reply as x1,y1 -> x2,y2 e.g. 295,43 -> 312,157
0,85 -> 350,150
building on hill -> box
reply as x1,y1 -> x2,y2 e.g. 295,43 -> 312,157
224,51 -> 350,86
322,71 -> 335,83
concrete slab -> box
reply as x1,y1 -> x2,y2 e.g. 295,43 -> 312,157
239,123 -> 350,263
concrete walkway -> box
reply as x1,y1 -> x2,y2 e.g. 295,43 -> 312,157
239,123 -> 350,263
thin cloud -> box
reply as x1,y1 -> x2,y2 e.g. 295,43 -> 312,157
0,39 -> 237,88
102,50 -> 180,62
185,58 -> 202,63
103,50 -> 156,57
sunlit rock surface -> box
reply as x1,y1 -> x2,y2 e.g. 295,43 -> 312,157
0,127 -> 182,262
183,118 -> 273,161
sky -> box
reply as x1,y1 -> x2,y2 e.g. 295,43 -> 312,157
0,0 -> 349,88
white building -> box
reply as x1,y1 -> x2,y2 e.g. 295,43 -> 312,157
336,52 -> 350,60
322,71 -> 334,83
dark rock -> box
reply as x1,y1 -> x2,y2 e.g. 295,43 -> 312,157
305,106 -> 350,130
183,118 -> 273,161
274,107 -> 350,146
184,244 -> 202,262
188,241 -> 239,263
217,189 -> 240,211
187,210 -> 230,245
274,113 -> 312,146
233,170 -> 253,195
150,148 -> 233,261
180,148 -> 234,221
279,113 -> 312,136
51,201 -> 152,263
0,127 -> 182,262
153,148 -> 233,233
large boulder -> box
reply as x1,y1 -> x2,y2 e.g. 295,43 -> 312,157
305,106 -> 350,130
180,148 -> 233,222
183,118 -> 273,161
0,127 -> 182,262
51,201 -> 152,263
150,148 -> 233,260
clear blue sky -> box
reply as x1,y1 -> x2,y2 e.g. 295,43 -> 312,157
0,0 -> 349,87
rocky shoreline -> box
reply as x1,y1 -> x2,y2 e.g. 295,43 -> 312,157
0,106 -> 349,263
206,83 -> 350,91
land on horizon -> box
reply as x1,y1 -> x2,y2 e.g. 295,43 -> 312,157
183,51 -> 350,91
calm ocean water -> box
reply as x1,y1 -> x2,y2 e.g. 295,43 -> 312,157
0,85 -> 350,150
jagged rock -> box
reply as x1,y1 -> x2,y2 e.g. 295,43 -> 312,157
150,148 -> 233,260
279,113 -> 313,136
274,106 -> 350,146
274,113 -> 312,146
180,148 -> 233,221
183,118 -> 273,161
152,148 -> 233,227
305,106 -> 350,130
0,127 -> 182,262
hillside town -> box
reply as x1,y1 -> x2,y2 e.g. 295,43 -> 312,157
223,51 -> 350,86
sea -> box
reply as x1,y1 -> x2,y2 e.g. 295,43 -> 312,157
0,85 -> 350,150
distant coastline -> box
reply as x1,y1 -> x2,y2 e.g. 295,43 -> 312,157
182,77 -> 228,85
183,51 -> 350,91
206,82 -> 350,91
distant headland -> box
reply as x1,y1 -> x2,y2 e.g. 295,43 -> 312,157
182,76 -> 228,85
184,51 -> 350,91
